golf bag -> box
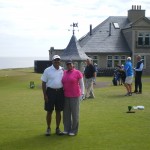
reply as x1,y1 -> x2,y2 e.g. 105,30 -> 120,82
112,68 -> 119,86
112,76 -> 117,86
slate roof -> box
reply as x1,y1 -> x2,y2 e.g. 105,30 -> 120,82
78,16 -> 131,54
60,35 -> 90,60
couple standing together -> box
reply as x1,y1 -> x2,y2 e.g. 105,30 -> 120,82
41,55 -> 96,136
124,55 -> 143,96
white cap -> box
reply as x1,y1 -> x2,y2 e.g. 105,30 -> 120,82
127,57 -> 131,60
52,55 -> 61,60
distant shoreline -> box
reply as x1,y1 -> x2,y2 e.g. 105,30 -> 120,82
0,67 -> 34,70
0,67 -> 34,71
0,57 -> 48,69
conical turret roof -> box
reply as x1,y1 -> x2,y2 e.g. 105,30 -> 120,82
61,35 -> 90,61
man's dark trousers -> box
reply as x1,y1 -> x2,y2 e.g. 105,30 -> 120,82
135,71 -> 142,93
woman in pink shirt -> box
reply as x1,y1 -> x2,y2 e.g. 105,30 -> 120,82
62,60 -> 84,136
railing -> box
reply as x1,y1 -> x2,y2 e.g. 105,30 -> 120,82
97,68 -> 115,77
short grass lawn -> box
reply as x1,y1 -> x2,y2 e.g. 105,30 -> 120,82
0,68 -> 150,150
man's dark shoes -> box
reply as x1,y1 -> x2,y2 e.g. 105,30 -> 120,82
136,92 -> 142,94
56,128 -> 64,135
132,91 -> 142,94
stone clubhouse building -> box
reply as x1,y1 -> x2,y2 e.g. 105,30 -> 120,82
48,5 -> 150,75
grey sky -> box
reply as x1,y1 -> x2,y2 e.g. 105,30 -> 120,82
0,0 -> 150,57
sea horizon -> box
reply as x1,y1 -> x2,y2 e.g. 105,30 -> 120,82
0,57 -> 49,69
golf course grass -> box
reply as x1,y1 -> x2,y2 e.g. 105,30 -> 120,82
0,68 -> 150,150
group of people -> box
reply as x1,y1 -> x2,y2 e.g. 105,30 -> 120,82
41,54 -> 143,136
41,55 -> 96,136
120,55 -> 143,96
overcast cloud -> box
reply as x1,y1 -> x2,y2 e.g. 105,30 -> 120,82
0,0 -> 150,57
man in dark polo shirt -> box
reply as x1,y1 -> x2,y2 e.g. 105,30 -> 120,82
84,59 -> 96,99
133,55 -> 144,94
41,55 -> 64,136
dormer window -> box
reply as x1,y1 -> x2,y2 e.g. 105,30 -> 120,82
145,34 -> 150,45
138,32 -> 150,46
138,33 -> 143,45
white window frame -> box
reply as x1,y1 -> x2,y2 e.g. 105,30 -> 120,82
141,55 -> 146,69
107,55 -> 113,68
107,55 -> 126,68
88,55 -> 98,65
114,55 -> 119,67
120,55 -> 126,65
138,32 -> 150,46
113,23 -> 120,29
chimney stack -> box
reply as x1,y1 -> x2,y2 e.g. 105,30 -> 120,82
128,5 -> 145,22
137,5 -> 141,10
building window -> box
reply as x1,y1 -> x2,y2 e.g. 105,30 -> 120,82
145,34 -> 150,45
107,56 -> 112,67
138,33 -> 144,45
114,56 -> 119,67
88,55 -> 98,66
93,55 -> 98,64
137,32 -> 150,46
141,55 -> 146,69
107,55 -> 126,68
120,56 -> 126,65
113,23 -> 120,29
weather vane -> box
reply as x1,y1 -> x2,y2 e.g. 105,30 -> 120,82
68,22 -> 79,35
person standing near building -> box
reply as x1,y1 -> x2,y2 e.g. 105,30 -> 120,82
93,63 -> 98,84
124,57 -> 134,96
41,55 -> 64,136
84,59 -> 96,99
133,55 -> 144,94
62,60 -> 84,136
